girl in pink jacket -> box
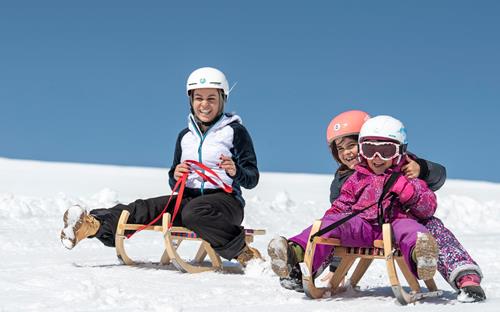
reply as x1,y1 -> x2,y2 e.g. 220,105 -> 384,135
289,115 -> 439,280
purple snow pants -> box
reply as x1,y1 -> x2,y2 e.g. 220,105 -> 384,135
289,214 -> 429,277
422,217 -> 482,289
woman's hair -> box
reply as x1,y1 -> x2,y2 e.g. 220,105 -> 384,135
330,134 -> 359,174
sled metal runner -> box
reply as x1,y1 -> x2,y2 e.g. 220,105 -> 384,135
115,210 -> 265,273
300,220 -> 442,305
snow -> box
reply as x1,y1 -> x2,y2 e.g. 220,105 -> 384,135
1,156 -> 499,311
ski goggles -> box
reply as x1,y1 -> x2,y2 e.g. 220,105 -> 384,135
360,141 -> 401,161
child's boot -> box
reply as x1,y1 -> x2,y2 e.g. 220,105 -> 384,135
60,205 -> 100,249
236,244 -> 263,267
412,232 -> 438,280
456,273 -> 486,302
279,265 -> 304,292
267,236 -> 304,278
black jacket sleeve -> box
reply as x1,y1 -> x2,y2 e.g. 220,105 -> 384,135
330,173 -> 342,204
168,128 -> 189,190
329,170 -> 355,203
415,158 -> 447,191
229,123 -> 259,189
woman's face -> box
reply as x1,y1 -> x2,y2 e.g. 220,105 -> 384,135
191,88 -> 221,123
335,137 -> 359,169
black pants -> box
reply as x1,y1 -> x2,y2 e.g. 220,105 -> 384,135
90,192 -> 245,260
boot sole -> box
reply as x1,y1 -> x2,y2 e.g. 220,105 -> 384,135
267,237 -> 290,278
60,206 -> 86,249
414,232 -> 438,280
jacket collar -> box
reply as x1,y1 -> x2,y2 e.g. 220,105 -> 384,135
188,113 -> 242,136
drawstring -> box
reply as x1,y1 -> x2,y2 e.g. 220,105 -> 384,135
125,160 -> 233,239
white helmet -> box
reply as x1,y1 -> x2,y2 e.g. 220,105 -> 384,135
359,115 -> 408,145
186,67 -> 229,96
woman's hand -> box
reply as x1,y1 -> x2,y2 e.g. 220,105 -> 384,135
174,162 -> 190,181
220,155 -> 237,177
402,155 -> 421,179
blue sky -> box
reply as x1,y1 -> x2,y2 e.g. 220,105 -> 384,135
1,0 -> 499,182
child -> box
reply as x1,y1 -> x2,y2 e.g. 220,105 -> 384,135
276,115 -> 440,283
60,67 -> 262,266
269,111 -> 485,302
326,111 -> 485,301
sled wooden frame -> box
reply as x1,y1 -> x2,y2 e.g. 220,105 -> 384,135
115,210 -> 265,273
300,220 -> 442,305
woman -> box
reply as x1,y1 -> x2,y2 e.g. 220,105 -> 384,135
61,67 -> 262,265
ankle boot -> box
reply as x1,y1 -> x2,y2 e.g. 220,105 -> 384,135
267,236 -> 304,278
412,232 -> 438,280
236,244 -> 263,267
60,205 -> 100,249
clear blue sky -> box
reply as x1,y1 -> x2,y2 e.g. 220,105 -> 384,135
1,0 -> 499,182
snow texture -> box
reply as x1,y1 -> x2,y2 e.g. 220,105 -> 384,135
1,157 -> 499,311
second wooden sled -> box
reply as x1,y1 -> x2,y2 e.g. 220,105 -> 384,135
300,221 -> 442,305
115,210 -> 265,273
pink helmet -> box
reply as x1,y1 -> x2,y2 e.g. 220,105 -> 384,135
326,110 -> 371,144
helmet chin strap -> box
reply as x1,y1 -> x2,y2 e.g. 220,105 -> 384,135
394,155 -> 402,165
394,144 -> 407,165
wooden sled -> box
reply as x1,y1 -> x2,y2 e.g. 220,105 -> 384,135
300,220 -> 442,305
115,210 -> 265,273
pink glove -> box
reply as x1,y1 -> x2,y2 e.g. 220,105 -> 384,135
390,175 -> 415,205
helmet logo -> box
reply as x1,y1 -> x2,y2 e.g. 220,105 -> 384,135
333,123 -> 341,131
200,78 -> 206,84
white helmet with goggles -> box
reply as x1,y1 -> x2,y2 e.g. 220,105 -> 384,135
359,115 -> 407,145
359,115 -> 408,163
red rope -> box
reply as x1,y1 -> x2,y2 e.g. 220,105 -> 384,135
185,160 -> 233,193
168,172 -> 188,228
125,160 -> 233,239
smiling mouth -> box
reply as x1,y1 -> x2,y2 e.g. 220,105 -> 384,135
198,109 -> 212,116
344,156 -> 356,162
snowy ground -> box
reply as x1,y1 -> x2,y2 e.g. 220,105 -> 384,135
1,157 -> 499,311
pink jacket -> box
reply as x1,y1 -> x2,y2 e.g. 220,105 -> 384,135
324,161 -> 437,223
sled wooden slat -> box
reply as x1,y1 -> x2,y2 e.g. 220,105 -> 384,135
117,224 -> 164,231
115,210 -> 265,273
301,220 -> 442,304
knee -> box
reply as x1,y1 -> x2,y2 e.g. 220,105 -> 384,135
181,204 -> 208,228
181,206 -> 196,227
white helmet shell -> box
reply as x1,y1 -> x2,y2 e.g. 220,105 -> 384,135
359,115 -> 407,145
186,67 -> 229,96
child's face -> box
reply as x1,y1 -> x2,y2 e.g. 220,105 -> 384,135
335,137 -> 359,169
366,156 -> 392,175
